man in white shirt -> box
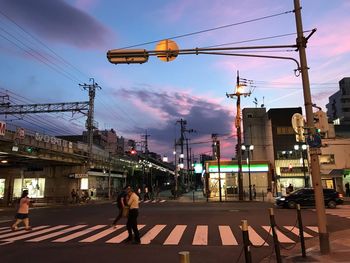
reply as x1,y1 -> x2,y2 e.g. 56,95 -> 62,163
126,187 -> 140,244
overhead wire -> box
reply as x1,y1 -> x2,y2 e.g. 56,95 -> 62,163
117,10 -> 294,49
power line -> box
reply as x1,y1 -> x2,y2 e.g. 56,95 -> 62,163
0,10 -> 89,80
117,10 -> 294,49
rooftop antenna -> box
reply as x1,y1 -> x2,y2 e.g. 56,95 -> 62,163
261,96 -> 265,108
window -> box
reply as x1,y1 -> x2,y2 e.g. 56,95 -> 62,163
13,178 -> 45,198
319,154 -> 335,164
276,126 -> 295,135
0,179 -> 5,198
81,178 -> 89,190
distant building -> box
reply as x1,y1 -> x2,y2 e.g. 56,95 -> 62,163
326,77 -> 350,126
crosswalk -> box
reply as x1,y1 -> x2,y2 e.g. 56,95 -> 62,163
0,223 -> 318,246
313,205 -> 350,219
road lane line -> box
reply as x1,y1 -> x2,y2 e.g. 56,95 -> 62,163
106,225 -> 145,243
283,226 -> 313,238
239,226 -> 268,246
52,225 -> 106,242
192,225 -> 208,245
306,226 -> 319,233
0,226 -> 49,239
141,224 -> 166,244
79,225 -> 124,242
262,226 -> 295,243
219,225 -> 238,245
163,225 -> 186,245
26,225 -> 87,242
2,225 -> 68,242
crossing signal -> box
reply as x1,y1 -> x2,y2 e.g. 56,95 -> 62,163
130,148 -> 137,155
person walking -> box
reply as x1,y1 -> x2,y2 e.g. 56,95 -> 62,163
111,186 -> 128,227
12,190 -> 32,231
126,187 -> 141,244
252,184 -> 257,199
71,189 -> 76,204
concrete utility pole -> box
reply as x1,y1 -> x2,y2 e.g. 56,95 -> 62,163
212,134 -> 222,202
79,78 -> 101,165
293,0 -> 329,254
226,71 -> 251,201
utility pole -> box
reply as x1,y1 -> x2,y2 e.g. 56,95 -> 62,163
212,134 -> 222,202
141,130 -> 150,154
79,78 -> 101,165
227,71 -> 251,201
294,0 -> 329,254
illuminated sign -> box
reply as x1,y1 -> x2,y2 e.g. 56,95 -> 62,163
68,173 -> 88,179
194,163 -> 203,174
208,164 -> 269,173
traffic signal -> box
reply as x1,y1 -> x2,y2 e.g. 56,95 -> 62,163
130,148 -> 137,155
25,147 -> 33,153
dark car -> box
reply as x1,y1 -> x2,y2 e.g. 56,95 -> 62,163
276,188 -> 344,209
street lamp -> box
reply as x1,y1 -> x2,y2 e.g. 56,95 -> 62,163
242,144 -> 254,201
294,144 -> 309,187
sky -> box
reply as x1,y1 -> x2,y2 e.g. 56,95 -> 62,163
0,0 -> 349,161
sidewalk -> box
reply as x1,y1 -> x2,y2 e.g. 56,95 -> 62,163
261,228 -> 350,262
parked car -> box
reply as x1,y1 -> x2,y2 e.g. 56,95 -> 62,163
276,188 -> 344,209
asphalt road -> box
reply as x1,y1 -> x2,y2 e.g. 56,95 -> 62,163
1,200 -> 350,263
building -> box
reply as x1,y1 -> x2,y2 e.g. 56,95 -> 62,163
326,77 -> 350,125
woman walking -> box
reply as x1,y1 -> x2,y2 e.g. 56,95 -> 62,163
12,190 -> 32,231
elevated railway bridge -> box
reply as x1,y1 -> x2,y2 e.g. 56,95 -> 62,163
0,122 -> 174,206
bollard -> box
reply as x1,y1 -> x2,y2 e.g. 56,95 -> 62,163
269,208 -> 282,263
179,251 -> 190,263
297,204 -> 306,257
241,220 -> 252,263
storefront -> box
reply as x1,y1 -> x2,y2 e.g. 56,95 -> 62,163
13,178 -> 45,198
205,160 -> 270,199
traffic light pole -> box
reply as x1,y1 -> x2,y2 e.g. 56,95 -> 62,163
294,0 -> 329,254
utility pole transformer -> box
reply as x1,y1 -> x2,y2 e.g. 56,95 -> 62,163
79,78 -> 101,165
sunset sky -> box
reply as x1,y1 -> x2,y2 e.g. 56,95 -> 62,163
0,0 -> 349,160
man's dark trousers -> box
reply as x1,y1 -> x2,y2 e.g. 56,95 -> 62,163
127,209 -> 140,242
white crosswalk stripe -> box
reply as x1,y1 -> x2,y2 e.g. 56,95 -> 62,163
313,205 -> 350,219
0,224 -> 317,246
2,225 -> 68,242
219,226 -> 238,245
163,225 -> 186,245
26,225 -> 87,242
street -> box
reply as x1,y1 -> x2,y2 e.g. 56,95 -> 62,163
1,200 -> 350,263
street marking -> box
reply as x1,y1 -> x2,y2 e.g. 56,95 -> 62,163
164,225 -> 186,245
152,200 -> 157,203
262,226 -> 295,243
2,225 -> 68,242
0,241 -> 14,246
160,200 -> 166,203
283,226 -> 312,238
106,225 -> 145,243
0,226 -> 49,239
306,226 -> 319,233
0,226 -> 9,230
219,225 -> 238,245
193,225 -> 208,245
240,226 -> 268,246
0,220 -> 12,224
144,200 -> 151,203
26,225 -> 87,242
52,225 -> 106,242
0,228 -> 13,234
80,225 -> 124,242
141,224 -> 166,244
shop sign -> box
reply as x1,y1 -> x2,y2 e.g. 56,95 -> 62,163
68,173 -> 88,179
0,121 -> 6,136
35,133 -> 73,148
